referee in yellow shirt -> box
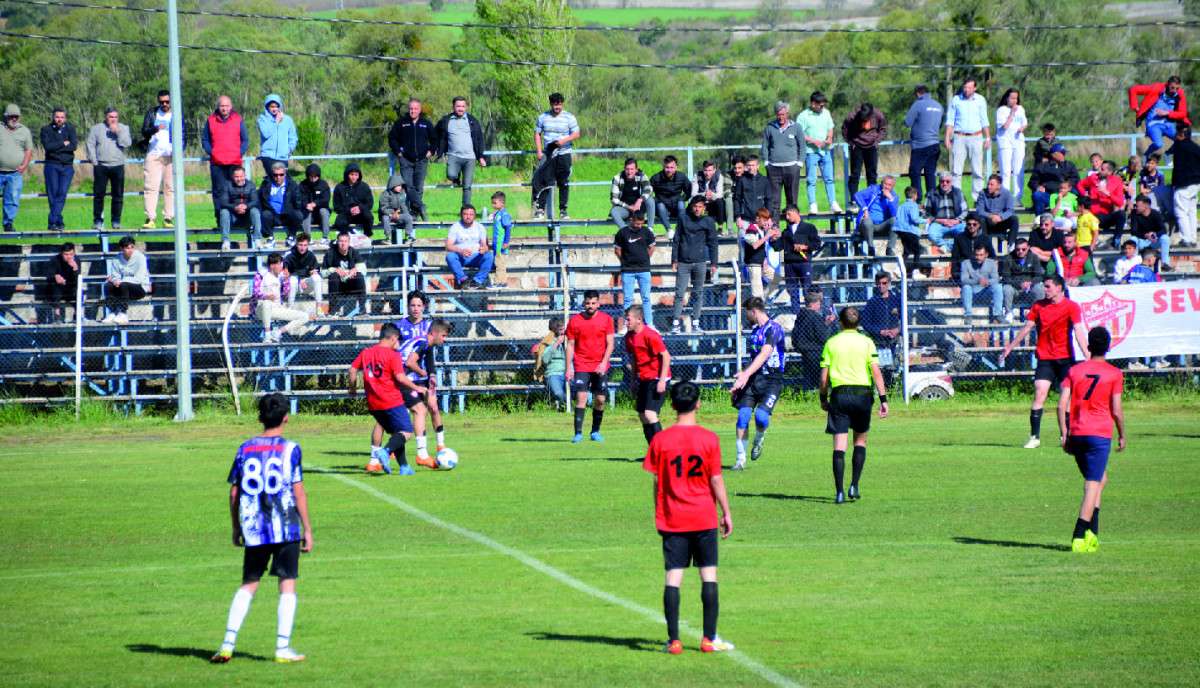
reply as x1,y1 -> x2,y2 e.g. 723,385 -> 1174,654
819,306 -> 889,504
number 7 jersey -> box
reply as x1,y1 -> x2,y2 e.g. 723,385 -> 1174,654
1062,359 -> 1123,439
228,436 -> 304,547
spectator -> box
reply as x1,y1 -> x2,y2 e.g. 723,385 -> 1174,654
1031,122 -> 1058,169
1075,206 -> 1100,252
534,316 -> 568,409
1076,159 -> 1127,245
650,155 -> 688,237
1140,154 -> 1164,191
853,175 -> 899,256
378,173 -> 415,244
976,173 -> 1019,247
741,208 -> 774,299
258,162 -> 303,246
1169,125 -> 1200,247
692,160 -> 726,229
796,91 -> 841,214
1086,152 -> 1103,178
1028,213 -> 1065,268
1045,232 -> 1099,286
253,95 -> 295,179
950,215 -> 996,281
139,90 -> 186,230
201,95 -> 250,226
770,205 -> 822,313
532,92 -> 580,219
893,185 -> 924,274
1128,76 -> 1189,161
1121,247 -> 1163,285
1000,238 -> 1044,321
961,244 -> 1004,325
218,167 -> 262,248
321,230 -> 367,310
1029,143 -> 1080,214
760,100 -> 803,218
298,163 -> 331,245
1111,240 -> 1141,283
944,77 -> 991,195
842,102 -> 887,198
283,232 -> 323,309
444,204 -> 493,290
333,163 -> 374,237
86,108 -> 132,231
45,241 -> 80,321
252,253 -> 311,343
489,191 -> 513,287
670,195 -> 719,334
103,235 -> 151,324
435,96 -> 487,207
732,154 -> 770,230
1117,155 -> 1142,201
925,172 -> 968,252
0,104 -> 33,232
39,107 -> 77,231
610,158 -> 653,230
1050,185 -> 1079,231
903,84 -> 944,202
791,288 -> 833,389
388,98 -> 434,220
995,88 -> 1027,199
861,272 -> 901,385
1128,194 -> 1172,271
613,211 -> 656,327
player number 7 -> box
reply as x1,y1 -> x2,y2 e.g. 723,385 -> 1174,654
1081,373 -> 1100,401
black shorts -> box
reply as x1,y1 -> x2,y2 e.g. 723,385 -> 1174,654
242,541 -> 300,583
660,528 -> 719,570
1035,358 -> 1075,387
825,386 -> 874,435
571,371 -> 608,396
731,374 -> 782,415
403,385 -> 428,410
635,379 -> 667,414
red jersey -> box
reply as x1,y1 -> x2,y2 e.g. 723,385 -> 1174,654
1028,297 -> 1082,361
351,343 -> 406,410
624,326 -> 669,381
643,425 -> 722,532
566,311 -> 614,373
1063,359 -> 1123,438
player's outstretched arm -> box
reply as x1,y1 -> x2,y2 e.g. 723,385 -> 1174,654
1112,392 -> 1127,452
392,370 -> 427,395
710,474 -> 733,538
564,339 -> 575,378
1072,321 -> 1090,358
1057,383 -> 1072,451
228,484 -> 243,547
293,482 -> 313,553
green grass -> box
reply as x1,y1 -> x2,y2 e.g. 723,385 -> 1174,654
1,398 -> 1197,686
312,5 -> 801,25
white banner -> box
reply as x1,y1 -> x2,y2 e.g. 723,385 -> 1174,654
1069,280 -> 1200,360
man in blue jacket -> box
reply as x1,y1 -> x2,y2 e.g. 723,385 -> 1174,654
853,175 -> 899,256
258,162 -> 303,245
258,94 -> 298,176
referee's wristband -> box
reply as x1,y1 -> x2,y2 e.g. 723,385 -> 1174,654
878,394 -> 888,404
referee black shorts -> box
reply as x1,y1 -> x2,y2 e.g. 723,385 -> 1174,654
660,529 -> 719,570
825,385 -> 874,435
1034,358 -> 1074,388
242,541 -> 301,583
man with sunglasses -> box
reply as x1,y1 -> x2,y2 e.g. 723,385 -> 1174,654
140,90 -> 189,229
0,104 -> 34,232
999,238 -> 1044,323
258,162 -> 303,246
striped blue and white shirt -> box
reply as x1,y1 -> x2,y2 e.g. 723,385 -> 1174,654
536,110 -> 580,156
228,436 -> 303,547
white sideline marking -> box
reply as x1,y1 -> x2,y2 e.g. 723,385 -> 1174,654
317,469 -> 803,688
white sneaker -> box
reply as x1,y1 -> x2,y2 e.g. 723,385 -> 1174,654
100,313 -> 117,324
1127,360 -> 1149,371
808,203 -> 819,214
220,240 -> 231,251
667,229 -> 675,241
1152,359 -> 1171,369
1003,310 -> 1015,324
274,647 -> 306,663
1023,436 -> 1041,449
114,313 -> 130,325
830,202 -> 844,213
705,635 -> 736,652
732,457 -> 746,471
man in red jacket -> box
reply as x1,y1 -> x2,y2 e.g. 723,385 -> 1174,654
1076,160 -> 1126,247
202,95 -> 250,226
1128,76 -> 1189,161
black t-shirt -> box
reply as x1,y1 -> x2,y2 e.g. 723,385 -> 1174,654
1129,209 -> 1166,240
1168,138 -> 1200,188
613,225 -> 656,272
322,246 -> 361,272
1027,228 -> 1064,261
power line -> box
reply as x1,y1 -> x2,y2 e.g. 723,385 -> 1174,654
6,0 -> 1198,35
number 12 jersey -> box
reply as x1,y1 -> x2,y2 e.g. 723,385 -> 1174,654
227,436 -> 304,547
643,425 -> 722,532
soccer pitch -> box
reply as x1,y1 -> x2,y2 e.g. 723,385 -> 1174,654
1,399 -> 1197,686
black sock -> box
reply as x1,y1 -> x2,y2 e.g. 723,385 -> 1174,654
1091,507 -> 1099,535
591,409 -> 604,434
663,586 -> 680,642
642,423 -> 657,444
832,450 -> 846,494
1030,409 -> 1043,438
653,421 -> 662,437
573,408 -> 585,435
385,434 -> 407,466
701,581 -> 719,640
1072,517 -> 1090,539
435,424 -> 444,434
851,446 -> 866,488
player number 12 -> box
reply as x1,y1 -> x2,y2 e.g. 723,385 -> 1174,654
669,455 -> 704,478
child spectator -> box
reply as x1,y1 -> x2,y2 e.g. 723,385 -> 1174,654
1031,123 -> 1058,168
490,191 -> 514,288
378,174 -> 415,244
533,316 -> 568,409
1112,240 -> 1141,283
893,185 -> 924,275
1140,154 -> 1164,191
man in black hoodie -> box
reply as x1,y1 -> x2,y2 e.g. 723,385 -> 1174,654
333,163 -> 374,236
732,155 -> 770,229
39,108 -> 78,231
44,241 -> 80,321
650,155 -> 688,238
299,163 -> 332,243
388,98 -> 434,220
770,205 -> 822,314
670,196 -> 720,334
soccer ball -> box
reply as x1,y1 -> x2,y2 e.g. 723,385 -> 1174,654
436,448 -> 458,470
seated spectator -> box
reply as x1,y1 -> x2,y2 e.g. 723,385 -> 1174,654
379,173 -> 415,244
1074,207 -> 1100,252
253,252 -> 311,343
613,211 -> 656,327
999,238 -> 1044,321
1027,214 -> 1064,268
790,287 -> 833,389
444,204 -> 493,290
1121,247 -> 1163,284
650,155 -> 688,237
283,232 -> 323,308
610,158 -> 653,231
925,172 -> 968,252
1076,159 -> 1126,246
861,272 -> 901,383
299,163 -> 332,245
321,230 -> 367,311
741,208 -> 774,299
1112,240 -> 1141,283
258,162 -> 303,246
1045,231 -> 1099,286
975,173 -> 1019,248
1117,155 -> 1142,201
1085,152 -> 1103,177
218,166 -> 262,249
770,205 -> 821,314
1128,194 -> 1173,271
1050,186 -> 1078,231
1029,143 -> 1080,215
45,241 -> 80,322
950,215 -> 996,280
1138,179 -> 1176,233
692,160 -> 726,229
732,155 -> 770,230
961,244 -> 1004,325
102,235 -> 151,324
1127,76 -> 1188,161
1140,154 -> 1164,191
534,316 -> 568,409
333,162 -> 374,236
853,174 -> 899,256
893,185 -> 925,275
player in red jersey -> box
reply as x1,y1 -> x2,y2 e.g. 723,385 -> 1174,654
623,304 -> 671,447
565,289 -> 615,443
348,323 -> 427,475
643,381 -> 733,655
1057,326 -> 1126,553
999,273 -> 1089,449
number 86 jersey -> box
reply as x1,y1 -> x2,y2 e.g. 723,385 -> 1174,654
228,436 -> 304,547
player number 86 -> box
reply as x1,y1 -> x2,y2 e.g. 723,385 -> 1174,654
240,456 -> 285,496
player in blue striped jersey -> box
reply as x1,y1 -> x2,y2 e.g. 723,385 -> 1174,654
730,297 -> 787,469
400,319 -> 452,468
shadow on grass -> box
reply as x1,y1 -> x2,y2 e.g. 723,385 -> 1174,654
526,632 -> 660,653
736,492 -> 839,504
125,643 -> 270,662
558,456 -> 642,463
952,536 -> 1071,552
322,451 -> 368,457
500,438 -> 572,443
954,442 -> 1017,448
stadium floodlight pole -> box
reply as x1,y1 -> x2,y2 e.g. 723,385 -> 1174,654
168,0 -> 194,421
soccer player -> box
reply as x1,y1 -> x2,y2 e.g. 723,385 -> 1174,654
370,291 -> 448,457
730,297 -> 786,470
999,273 -> 1089,449
1057,326 -> 1126,553
399,319 -> 452,468
819,306 -> 889,504
643,381 -> 734,655
212,393 -> 313,664
349,323 -> 427,475
566,289 -> 615,443
623,304 -> 671,447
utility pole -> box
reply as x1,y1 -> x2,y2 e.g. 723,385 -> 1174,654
167,0 -> 194,421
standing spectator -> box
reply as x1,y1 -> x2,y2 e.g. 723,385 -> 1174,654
257,94 -> 298,176
650,155 -> 688,237
86,108 -> 132,231
791,288 -> 833,390
842,102 -> 887,198
961,245 -> 1004,325
532,93 -> 580,219
1031,123 -> 1058,169
732,155 -> 770,229
995,88 -> 1028,199
1128,194 -> 1173,270
999,238 -> 1044,322
1076,160 -> 1126,246
435,96 -> 487,208
796,92 -> 841,214
44,241 -> 80,321
283,233 -> 323,309
333,163 -> 374,237
741,208 -> 774,299
944,77 -> 991,195
218,166 -> 262,248
860,272 -> 901,386
321,230 -> 367,311
1045,232 -> 1099,286
298,163 -> 331,244
950,215 -> 996,281
1028,213 -> 1065,268
613,211 -> 657,327
853,175 -> 899,256
893,186 -> 924,274
103,235 -> 151,324
489,191 -> 514,287
388,99 -> 434,220
1029,143 -> 1080,215
201,95 -> 250,226
140,90 -> 186,230
39,108 -> 77,231
252,253 -> 311,343
1170,125 -> 1200,247
760,101 -> 803,218
670,196 -> 719,334
770,205 -> 822,314
610,158 -> 653,230
903,85 -> 944,202
258,162 -> 303,245
444,204 -> 493,290
378,174 -> 415,244
1127,76 -> 1189,161
0,104 -> 33,232
692,160 -> 726,229
976,174 -> 1019,248
534,316 -> 568,409
924,172 -> 968,252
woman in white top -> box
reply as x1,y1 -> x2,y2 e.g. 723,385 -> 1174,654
995,88 -> 1028,199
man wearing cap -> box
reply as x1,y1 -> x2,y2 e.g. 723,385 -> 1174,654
761,101 -> 804,218
1029,143 -> 1080,215
944,77 -> 991,196
0,104 -> 34,232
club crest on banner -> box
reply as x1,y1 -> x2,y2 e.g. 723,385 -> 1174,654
1079,291 -> 1136,348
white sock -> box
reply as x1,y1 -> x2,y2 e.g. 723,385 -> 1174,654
415,436 -> 428,457
276,592 -> 297,650
753,429 -> 766,447
735,437 -> 746,458
368,445 -> 382,464
436,429 -> 445,447
222,588 -> 254,649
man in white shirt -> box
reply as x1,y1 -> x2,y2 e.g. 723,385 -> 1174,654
141,90 -> 180,229
944,77 -> 991,196
253,252 -> 311,343
444,204 -> 494,290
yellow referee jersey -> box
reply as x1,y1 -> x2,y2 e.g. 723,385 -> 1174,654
820,329 -> 878,388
